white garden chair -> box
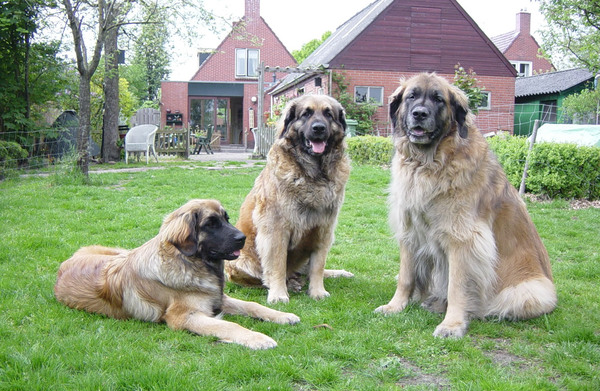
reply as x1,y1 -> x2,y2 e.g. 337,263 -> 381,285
125,124 -> 158,164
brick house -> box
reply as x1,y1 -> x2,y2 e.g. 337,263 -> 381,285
159,0 -> 296,145
490,11 -> 554,77
271,0 -> 517,136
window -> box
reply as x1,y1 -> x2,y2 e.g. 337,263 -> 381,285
355,86 -> 383,105
478,91 -> 491,110
510,61 -> 532,77
235,48 -> 259,78
541,100 -> 557,123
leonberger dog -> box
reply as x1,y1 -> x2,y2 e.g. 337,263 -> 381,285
54,199 -> 300,349
375,73 -> 557,337
225,95 -> 353,304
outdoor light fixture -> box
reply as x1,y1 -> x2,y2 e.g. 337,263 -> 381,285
251,96 -> 257,103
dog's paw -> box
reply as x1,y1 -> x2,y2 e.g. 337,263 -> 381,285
374,302 -> 407,315
338,270 -> 354,278
275,312 -> 300,325
267,290 -> 290,304
241,332 -> 278,350
308,288 -> 330,300
432,322 -> 468,338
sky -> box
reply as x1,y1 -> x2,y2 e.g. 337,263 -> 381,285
168,0 -> 545,80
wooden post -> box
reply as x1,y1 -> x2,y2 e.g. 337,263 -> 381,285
519,119 -> 540,196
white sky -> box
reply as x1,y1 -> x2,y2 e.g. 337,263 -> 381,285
169,0 -> 545,80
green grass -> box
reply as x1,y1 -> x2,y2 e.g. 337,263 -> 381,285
1,162 -> 599,390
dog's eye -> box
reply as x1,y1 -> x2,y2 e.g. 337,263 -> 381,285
204,217 -> 221,229
406,93 -> 416,100
223,212 -> 230,222
434,95 -> 445,103
302,109 -> 313,118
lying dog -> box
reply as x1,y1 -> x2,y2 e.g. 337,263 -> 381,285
376,73 -> 557,337
54,199 -> 299,349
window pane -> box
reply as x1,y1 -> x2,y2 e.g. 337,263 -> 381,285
247,49 -> 259,77
369,87 -> 383,105
479,92 -> 490,109
355,87 -> 368,103
236,49 -> 247,77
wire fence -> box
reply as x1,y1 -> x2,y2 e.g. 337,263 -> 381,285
1,103 -> 598,182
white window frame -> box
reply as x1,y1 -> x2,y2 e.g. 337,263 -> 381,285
510,61 -> 532,77
478,91 -> 491,110
235,48 -> 260,78
354,86 -> 384,106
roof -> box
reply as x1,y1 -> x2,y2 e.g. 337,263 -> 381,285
490,31 -> 518,53
515,68 -> 594,98
272,0 -> 515,94
271,0 -> 393,93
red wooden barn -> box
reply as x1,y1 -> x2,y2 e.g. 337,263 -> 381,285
271,0 -> 518,135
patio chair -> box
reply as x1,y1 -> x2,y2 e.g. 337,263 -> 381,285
193,126 -> 214,154
125,124 -> 159,164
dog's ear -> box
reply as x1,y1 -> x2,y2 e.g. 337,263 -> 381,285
389,85 -> 405,129
162,210 -> 199,256
450,86 -> 469,139
337,105 -> 347,132
279,100 -> 298,139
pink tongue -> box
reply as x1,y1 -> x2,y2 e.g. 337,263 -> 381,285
310,141 -> 326,153
233,250 -> 240,257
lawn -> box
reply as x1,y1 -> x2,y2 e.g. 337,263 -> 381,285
0,162 -> 598,390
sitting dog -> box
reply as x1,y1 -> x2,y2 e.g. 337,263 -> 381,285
55,199 -> 300,349
375,74 -> 557,337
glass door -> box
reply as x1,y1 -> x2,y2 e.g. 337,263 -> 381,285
189,98 -> 230,142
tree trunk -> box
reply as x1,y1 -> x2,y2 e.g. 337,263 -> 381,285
102,22 -> 120,163
77,74 -> 92,176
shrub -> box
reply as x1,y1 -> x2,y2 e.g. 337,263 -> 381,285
347,136 -> 393,165
0,140 -> 28,179
488,135 -> 600,200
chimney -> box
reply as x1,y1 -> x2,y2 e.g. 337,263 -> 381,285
516,11 -> 531,35
245,0 -> 260,22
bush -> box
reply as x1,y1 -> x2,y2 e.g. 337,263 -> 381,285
0,140 -> 28,179
488,135 -> 600,200
347,136 -> 393,165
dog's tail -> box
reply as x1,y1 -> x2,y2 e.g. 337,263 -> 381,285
485,277 -> 557,320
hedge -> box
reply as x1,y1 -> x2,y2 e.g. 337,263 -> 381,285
347,135 -> 600,200
0,140 -> 28,179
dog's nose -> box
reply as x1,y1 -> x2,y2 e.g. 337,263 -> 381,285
312,122 -> 326,134
234,232 -> 246,246
411,107 -> 429,121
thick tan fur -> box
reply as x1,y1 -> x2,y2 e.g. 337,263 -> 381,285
375,74 -> 557,337
55,199 -> 299,349
225,95 -> 353,304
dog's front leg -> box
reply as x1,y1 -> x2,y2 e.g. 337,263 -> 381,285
257,228 -> 290,304
375,245 -> 415,314
433,246 -> 471,338
307,243 -> 332,300
222,295 -> 300,324
164,303 -> 277,350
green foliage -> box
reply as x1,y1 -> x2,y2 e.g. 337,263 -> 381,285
292,31 -> 331,64
0,0 -> 73,133
0,140 -> 28,178
332,72 -> 379,135
1,165 -> 599,389
528,142 -> 600,199
487,135 -> 529,186
538,0 -> 600,72
347,136 -> 393,165
128,5 -> 171,104
453,64 -> 485,113
488,135 -> 600,200
561,86 -> 600,122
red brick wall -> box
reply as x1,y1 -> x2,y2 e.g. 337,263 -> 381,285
159,82 -> 188,129
276,70 -> 515,136
504,35 -> 554,74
